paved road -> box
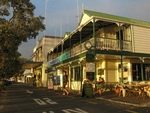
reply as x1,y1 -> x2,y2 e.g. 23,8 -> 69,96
0,83 -> 149,113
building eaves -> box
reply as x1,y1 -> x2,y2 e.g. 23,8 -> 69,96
84,9 -> 150,27
22,61 -> 43,69
43,35 -> 63,39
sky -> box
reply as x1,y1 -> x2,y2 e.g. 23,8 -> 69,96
18,0 -> 150,59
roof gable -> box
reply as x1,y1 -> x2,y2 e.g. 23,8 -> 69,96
64,32 -> 71,38
79,11 -> 91,26
79,9 -> 150,27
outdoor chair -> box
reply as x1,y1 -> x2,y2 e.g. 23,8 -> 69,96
125,85 -> 140,97
144,82 -> 150,98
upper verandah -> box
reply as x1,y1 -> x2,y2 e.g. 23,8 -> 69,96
49,9 -> 150,54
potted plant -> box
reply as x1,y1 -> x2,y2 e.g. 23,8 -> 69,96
115,85 -> 120,94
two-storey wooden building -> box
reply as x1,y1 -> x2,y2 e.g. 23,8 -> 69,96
23,36 -> 62,87
47,10 -> 150,91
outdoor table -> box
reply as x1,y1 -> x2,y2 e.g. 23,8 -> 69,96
124,84 -> 148,99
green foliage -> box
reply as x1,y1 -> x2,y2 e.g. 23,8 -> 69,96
0,0 -> 45,78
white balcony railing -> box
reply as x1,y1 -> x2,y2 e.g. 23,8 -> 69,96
70,37 -> 132,57
50,38 -> 132,62
48,37 -> 133,64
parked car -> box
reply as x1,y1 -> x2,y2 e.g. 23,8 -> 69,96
2,80 -> 12,86
0,81 -> 5,90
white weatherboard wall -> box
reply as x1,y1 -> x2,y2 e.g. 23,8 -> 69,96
133,26 -> 150,54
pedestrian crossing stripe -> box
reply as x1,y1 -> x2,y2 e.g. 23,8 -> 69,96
62,108 -> 88,113
43,108 -> 88,113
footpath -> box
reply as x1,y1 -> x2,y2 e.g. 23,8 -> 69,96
70,90 -> 150,107
40,85 -> 150,107
96,91 -> 150,107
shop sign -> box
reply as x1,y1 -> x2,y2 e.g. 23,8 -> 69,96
48,75 -> 54,89
48,57 -> 60,66
86,63 -> 95,72
59,51 -> 69,62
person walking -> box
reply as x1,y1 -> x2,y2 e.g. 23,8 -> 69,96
96,77 -> 105,95
62,71 -> 69,95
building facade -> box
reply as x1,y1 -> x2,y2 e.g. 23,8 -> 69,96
47,10 -> 150,91
24,36 -> 62,87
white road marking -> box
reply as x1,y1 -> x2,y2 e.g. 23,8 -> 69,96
42,111 -> 54,113
62,108 -> 88,113
43,98 -> 57,104
34,99 -> 47,105
42,108 -> 88,113
34,98 -> 57,105
26,90 -> 33,94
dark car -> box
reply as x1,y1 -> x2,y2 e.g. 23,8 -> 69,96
2,80 -> 12,86
0,81 -> 5,90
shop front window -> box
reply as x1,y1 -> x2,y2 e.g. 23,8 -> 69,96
132,64 -> 141,81
74,66 -> 81,81
145,64 -> 150,80
132,63 -> 150,81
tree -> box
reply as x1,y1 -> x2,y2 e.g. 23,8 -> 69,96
0,0 -> 45,78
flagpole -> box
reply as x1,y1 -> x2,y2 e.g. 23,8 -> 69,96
76,0 -> 79,24
44,0 -> 49,36
60,17 -> 62,37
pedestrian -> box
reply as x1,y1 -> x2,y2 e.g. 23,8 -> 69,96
62,71 -> 69,95
96,77 -> 105,95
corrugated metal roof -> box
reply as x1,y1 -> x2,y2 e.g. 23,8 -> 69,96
84,9 -> 150,27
